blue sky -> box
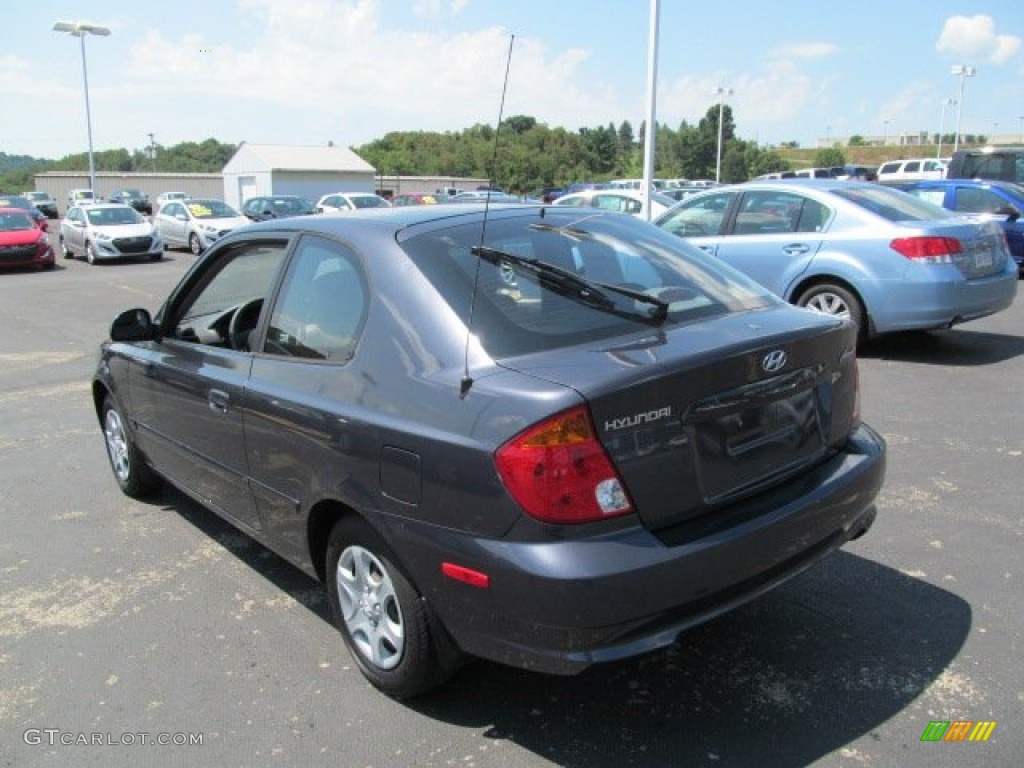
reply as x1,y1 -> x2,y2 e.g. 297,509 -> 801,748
2,0 -> 1022,160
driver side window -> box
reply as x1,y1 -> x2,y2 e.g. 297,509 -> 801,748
169,241 -> 288,347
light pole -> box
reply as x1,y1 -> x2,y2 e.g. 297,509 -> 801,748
883,120 -> 890,146
950,64 -> 975,153
714,86 -> 733,184
936,98 -> 956,158
148,132 -> 157,172
1019,116 -> 1024,143
53,20 -> 111,193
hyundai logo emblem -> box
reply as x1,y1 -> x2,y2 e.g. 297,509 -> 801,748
762,349 -> 788,373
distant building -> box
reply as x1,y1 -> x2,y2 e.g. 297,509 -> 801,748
31,172 -> 222,216
221,143 -> 378,209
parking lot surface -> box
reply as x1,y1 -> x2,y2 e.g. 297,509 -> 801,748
1,252 -> 1021,767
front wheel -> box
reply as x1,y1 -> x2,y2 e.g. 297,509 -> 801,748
325,517 -> 459,698
61,236 -> 73,259
101,397 -> 161,498
796,283 -> 865,341
86,242 -> 98,265
189,233 -> 203,255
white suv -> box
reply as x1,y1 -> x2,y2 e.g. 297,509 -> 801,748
876,158 -> 946,181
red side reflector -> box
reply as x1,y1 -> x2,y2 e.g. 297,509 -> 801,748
441,562 -> 490,588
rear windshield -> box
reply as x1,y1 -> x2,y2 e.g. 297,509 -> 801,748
831,185 -> 954,222
401,210 -> 777,358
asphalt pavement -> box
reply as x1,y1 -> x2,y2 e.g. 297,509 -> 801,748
1,250 -> 1021,767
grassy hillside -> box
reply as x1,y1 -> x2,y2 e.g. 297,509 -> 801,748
776,141 -> 988,171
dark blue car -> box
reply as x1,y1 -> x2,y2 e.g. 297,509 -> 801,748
883,178 -> 1024,273
93,204 -> 885,697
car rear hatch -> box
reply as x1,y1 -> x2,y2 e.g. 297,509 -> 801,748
498,306 -> 860,532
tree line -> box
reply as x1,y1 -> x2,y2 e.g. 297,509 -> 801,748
5,108 -> 853,194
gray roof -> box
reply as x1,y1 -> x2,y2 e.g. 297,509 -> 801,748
223,143 -> 376,174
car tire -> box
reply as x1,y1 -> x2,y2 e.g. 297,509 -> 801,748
60,237 -> 73,259
150,252 -> 163,262
189,233 -> 203,255
796,282 -> 865,340
86,242 -> 98,265
325,517 -> 459,699
101,397 -> 161,498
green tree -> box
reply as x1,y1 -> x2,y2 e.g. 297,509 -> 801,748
813,147 -> 846,167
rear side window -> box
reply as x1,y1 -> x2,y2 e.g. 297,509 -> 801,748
832,186 -> 954,222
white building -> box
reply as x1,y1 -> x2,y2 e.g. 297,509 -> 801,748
221,143 -> 377,209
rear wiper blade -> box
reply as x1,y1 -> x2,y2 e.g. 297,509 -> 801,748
471,245 -> 668,324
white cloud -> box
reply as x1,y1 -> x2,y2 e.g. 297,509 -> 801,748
936,14 -> 1021,65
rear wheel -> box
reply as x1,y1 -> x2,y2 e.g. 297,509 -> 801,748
325,517 -> 459,698
101,397 -> 160,498
796,282 -> 865,340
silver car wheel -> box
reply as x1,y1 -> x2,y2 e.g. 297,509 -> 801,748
336,545 -> 405,670
103,407 -> 131,484
189,233 -> 203,255
86,242 -> 97,265
804,291 -> 850,318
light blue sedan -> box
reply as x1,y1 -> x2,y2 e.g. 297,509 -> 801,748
654,179 -> 1018,341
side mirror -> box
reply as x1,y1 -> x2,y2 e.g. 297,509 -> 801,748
993,205 -> 1021,222
110,308 -> 157,342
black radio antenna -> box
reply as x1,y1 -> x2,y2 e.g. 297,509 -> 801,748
460,33 -> 514,399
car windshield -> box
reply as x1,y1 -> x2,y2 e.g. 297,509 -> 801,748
401,210 -> 776,358
350,196 -> 388,209
87,207 -> 145,226
26,192 -> 48,201
831,185 -> 954,222
186,200 -> 240,219
0,211 -> 34,230
120,189 -> 144,197
270,198 -> 314,214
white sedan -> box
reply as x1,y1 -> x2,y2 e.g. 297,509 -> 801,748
315,192 -> 391,213
153,199 -> 249,255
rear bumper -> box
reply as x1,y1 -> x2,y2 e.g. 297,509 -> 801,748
868,261 -> 1018,333
389,423 -> 886,674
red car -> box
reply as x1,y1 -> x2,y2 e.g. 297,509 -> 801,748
0,208 -> 56,270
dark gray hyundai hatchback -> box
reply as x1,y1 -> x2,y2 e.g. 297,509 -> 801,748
93,204 -> 886,697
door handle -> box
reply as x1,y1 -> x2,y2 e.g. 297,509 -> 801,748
208,389 -> 230,414
698,245 -> 717,255
783,243 -> 811,255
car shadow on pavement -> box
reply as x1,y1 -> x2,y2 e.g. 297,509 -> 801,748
413,551 -> 971,768
859,328 -> 1024,366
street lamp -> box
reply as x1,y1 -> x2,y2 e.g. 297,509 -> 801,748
714,86 -> 733,183
950,64 -> 975,153
53,20 -> 111,193
936,98 -> 956,158
883,120 -> 890,146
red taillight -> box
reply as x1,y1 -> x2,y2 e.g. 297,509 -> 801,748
494,406 -> 633,524
889,236 -> 963,262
